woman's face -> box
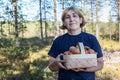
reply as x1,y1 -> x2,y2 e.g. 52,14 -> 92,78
64,10 -> 82,31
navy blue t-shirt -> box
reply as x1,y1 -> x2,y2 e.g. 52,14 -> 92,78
48,32 -> 103,80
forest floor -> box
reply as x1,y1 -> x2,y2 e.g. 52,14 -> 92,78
103,49 -> 120,63
0,45 -> 120,80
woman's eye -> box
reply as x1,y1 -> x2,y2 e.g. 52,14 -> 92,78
73,15 -> 77,17
65,16 -> 70,19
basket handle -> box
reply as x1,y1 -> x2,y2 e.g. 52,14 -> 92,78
77,42 -> 85,54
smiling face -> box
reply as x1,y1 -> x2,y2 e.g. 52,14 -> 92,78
61,6 -> 85,31
64,10 -> 82,31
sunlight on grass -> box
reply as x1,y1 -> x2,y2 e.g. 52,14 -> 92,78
12,70 -> 22,75
25,45 -> 50,63
99,39 -> 120,50
96,63 -> 120,80
0,54 -> 7,59
1,39 -> 120,80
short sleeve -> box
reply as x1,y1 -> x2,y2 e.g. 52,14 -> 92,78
48,38 -> 59,58
91,36 -> 103,58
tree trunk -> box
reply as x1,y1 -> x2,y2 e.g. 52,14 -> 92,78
62,0 -> 64,10
13,0 -> 18,38
109,11 -> 112,40
39,0 -> 44,46
44,0 -> 48,42
53,0 -> 58,38
13,0 -> 20,47
0,22 -> 3,37
91,0 -> 94,34
118,0 -> 120,42
96,0 -> 99,39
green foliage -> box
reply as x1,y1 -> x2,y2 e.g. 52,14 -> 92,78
96,63 -> 120,80
0,37 -> 54,80
99,39 -> 120,51
0,37 -> 120,80
19,37 -> 42,46
0,38 -> 15,48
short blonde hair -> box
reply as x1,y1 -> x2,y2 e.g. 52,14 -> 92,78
60,6 -> 86,29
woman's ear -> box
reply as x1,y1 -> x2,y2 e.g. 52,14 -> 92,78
63,22 -> 67,27
60,23 -> 66,29
80,18 -> 82,24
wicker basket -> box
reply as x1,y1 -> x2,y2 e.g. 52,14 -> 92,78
63,42 -> 97,69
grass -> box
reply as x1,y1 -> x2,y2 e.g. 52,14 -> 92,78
96,63 -> 120,80
0,38 -> 120,80
99,39 -> 120,51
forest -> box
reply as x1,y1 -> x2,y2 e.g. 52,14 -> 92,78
0,0 -> 120,80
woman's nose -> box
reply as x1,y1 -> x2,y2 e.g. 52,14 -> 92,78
70,16 -> 74,21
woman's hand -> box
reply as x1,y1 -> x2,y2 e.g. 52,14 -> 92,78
71,57 -> 104,72
48,54 -> 66,71
71,68 -> 85,72
70,48 -> 103,72
84,57 -> 104,72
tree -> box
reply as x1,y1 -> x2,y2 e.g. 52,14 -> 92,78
118,0 -> 120,42
44,0 -> 48,42
43,0 -> 52,42
90,0 -> 95,33
96,0 -> 99,39
39,0 -> 44,46
13,0 -> 18,38
53,0 -> 57,38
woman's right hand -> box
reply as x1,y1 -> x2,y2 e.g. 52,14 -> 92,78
70,68 -> 85,72
48,54 -> 66,71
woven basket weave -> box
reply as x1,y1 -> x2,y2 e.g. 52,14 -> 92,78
63,42 -> 97,69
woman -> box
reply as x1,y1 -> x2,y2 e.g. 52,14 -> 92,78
48,6 -> 104,80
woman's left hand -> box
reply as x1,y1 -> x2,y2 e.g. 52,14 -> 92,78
71,57 -> 104,72
71,68 -> 85,72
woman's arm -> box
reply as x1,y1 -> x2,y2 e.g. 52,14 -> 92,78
85,57 -> 104,72
71,57 -> 104,72
48,57 -> 59,71
48,55 -> 66,72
